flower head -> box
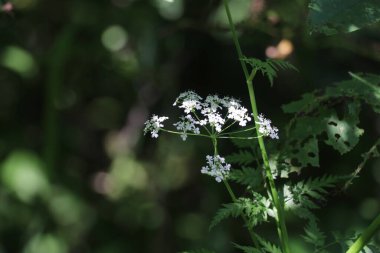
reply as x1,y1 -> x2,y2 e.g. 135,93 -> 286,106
256,114 -> 279,139
173,115 -> 200,141
173,91 -> 203,114
144,115 -> 169,138
173,92 -> 252,133
201,155 -> 231,182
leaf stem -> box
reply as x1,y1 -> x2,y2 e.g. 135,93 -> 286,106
346,212 -> 380,253
211,137 -> 262,251
219,126 -> 256,136
160,128 -> 211,138
222,1 -> 291,252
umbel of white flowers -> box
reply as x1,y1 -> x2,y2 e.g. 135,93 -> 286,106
201,155 -> 231,182
143,91 -> 280,182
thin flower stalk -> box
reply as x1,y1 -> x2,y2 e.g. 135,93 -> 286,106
222,0 -> 291,252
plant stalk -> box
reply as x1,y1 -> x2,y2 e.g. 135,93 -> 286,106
222,1 -> 291,252
346,213 -> 380,253
212,137 -> 262,251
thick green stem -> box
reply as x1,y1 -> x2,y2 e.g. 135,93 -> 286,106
222,1 -> 290,252
346,213 -> 380,253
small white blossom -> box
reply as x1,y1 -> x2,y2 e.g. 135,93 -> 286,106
201,155 -> 231,182
204,95 -> 223,112
227,100 -> 251,126
145,92 -> 254,140
173,91 -> 203,114
173,115 -> 200,141
256,114 -> 279,139
144,115 -> 169,138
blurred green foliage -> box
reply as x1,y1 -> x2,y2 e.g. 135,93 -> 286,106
0,0 -> 379,252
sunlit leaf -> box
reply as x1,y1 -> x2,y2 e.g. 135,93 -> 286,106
308,0 -> 380,35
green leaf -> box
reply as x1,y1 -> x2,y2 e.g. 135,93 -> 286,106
326,73 -> 380,113
242,57 -> 297,86
229,167 -> 263,190
209,202 -> 243,230
209,195 -> 269,230
302,219 -> 326,248
324,100 -> 364,154
233,243 -> 262,253
286,175 -> 348,217
282,92 -> 317,114
226,150 -> 255,166
256,235 -> 283,253
308,0 -> 380,35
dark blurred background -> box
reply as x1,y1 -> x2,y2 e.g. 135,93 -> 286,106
0,0 -> 379,252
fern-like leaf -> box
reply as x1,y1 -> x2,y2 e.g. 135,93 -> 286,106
210,195 -> 269,230
292,175 -> 347,205
233,243 -> 261,253
209,202 -> 243,230
242,57 -> 298,86
229,167 -> 263,190
256,235 -> 283,253
227,150 -> 255,166
302,219 -> 326,248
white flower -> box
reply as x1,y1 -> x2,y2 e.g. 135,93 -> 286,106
227,100 -> 251,126
173,115 -> 200,141
201,155 -> 231,182
173,91 -> 203,114
204,95 -> 223,112
256,114 -> 279,139
145,92 -> 254,140
144,115 -> 169,138
205,111 -> 225,132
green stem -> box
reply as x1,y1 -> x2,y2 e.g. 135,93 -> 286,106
222,1 -> 290,252
217,136 -> 262,140
346,213 -> 380,253
211,137 -> 262,251
219,126 -> 256,136
160,128 -> 211,138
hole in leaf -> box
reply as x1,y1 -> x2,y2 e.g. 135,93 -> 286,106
344,141 -> 350,147
290,158 -> 301,167
328,121 -> 338,126
300,136 -> 312,147
308,152 -> 316,158
334,134 -> 341,139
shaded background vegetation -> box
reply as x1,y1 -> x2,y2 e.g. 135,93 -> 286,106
0,0 -> 379,252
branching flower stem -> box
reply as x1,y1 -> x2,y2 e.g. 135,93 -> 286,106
222,1 -> 291,252
211,137 -> 262,251
160,129 -> 211,138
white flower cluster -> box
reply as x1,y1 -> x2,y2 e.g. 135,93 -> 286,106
201,155 -> 231,182
143,115 -> 169,138
173,91 -> 202,113
173,91 -> 251,137
256,114 -> 279,139
173,115 -> 200,141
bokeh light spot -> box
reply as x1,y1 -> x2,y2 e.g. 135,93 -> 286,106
1,151 -> 49,202
101,25 -> 128,52
1,46 -> 38,78
155,0 -> 184,20
23,234 -> 67,253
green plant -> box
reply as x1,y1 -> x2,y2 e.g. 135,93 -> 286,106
144,1 -> 380,252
